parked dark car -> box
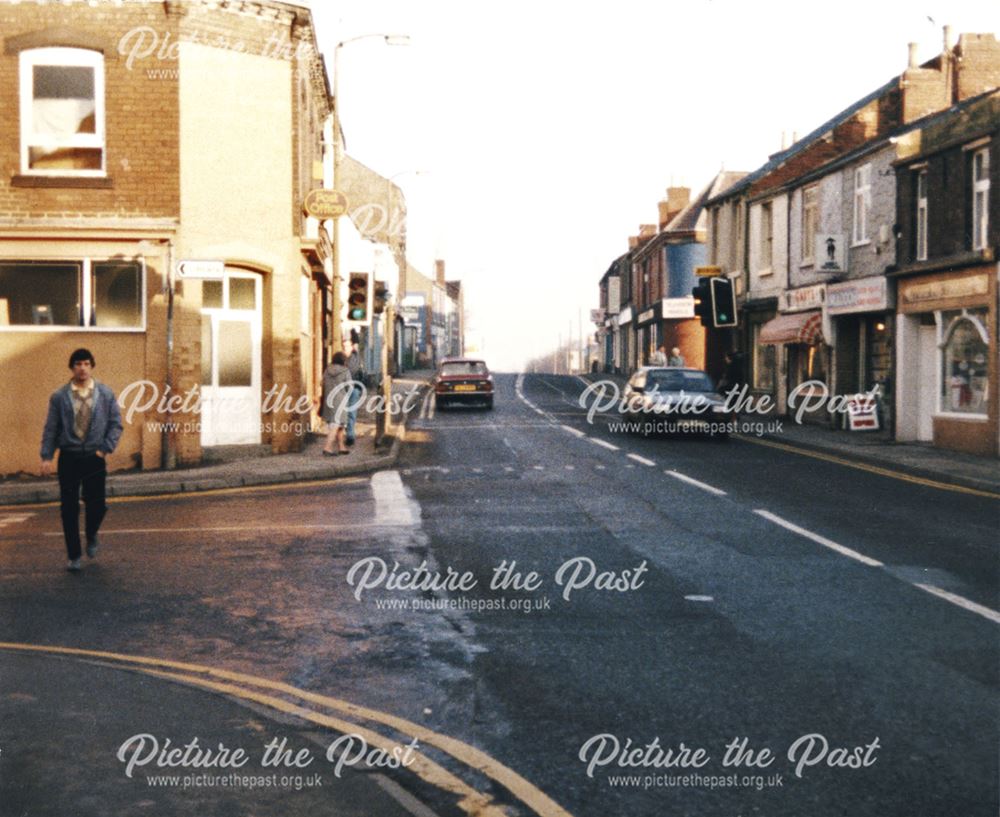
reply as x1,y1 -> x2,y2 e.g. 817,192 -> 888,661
433,358 -> 494,410
622,366 -> 732,437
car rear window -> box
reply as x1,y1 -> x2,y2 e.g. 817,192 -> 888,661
647,370 -> 715,392
441,361 -> 487,376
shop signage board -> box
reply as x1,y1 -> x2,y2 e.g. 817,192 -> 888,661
826,277 -> 891,315
662,296 -> 695,319
846,394 -> 880,431
780,284 -> 825,313
303,189 -> 349,219
815,234 -> 846,273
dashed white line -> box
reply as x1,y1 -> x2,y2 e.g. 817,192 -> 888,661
753,509 -> 883,567
684,595 -> 714,602
914,583 -> 1000,625
588,438 -> 620,452
666,470 -> 727,496
559,424 -> 586,438
627,453 -> 656,467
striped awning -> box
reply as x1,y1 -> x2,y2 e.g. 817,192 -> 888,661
759,310 -> 823,345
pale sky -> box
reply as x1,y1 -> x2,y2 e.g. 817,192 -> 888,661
310,0 -> 999,370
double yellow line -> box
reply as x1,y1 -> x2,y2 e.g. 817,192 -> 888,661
738,435 -> 1000,499
0,642 -> 574,817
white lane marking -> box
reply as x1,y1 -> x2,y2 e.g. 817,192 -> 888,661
564,465 -> 575,471
914,583 -> 1000,625
504,467 -> 515,473
427,396 -> 436,420
627,453 -> 656,467
472,468 -> 483,474
666,470 -> 727,496
595,465 -> 606,470
419,390 -> 431,420
753,509 -> 883,567
684,595 -> 714,602
0,513 -> 35,527
588,438 -> 619,452
371,470 -> 419,527
559,424 -> 586,438
533,465 -> 544,471
575,375 -> 592,391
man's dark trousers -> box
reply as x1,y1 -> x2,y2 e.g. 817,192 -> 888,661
57,450 -> 107,560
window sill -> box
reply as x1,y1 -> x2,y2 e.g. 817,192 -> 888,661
934,412 -> 989,422
11,175 -> 113,189
799,260 -> 815,269
850,239 -> 871,248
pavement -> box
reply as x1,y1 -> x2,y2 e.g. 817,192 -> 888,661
0,372 -> 435,507
582,371 -> 1000,496
2,367 -> 997,506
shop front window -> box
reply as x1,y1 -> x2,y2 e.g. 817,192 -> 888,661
940,308 -> 989,415
0,259 -> 143,328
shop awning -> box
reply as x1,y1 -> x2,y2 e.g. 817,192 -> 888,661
758,310 -> 823,345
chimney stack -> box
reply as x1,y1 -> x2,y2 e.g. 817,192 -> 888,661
667,186 -> 690,214
435,259 -> 445,286
943,25 -> 954,52
908,42 -> 919,68
658,200 -> 669,229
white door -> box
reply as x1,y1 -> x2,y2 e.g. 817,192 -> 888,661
200,271 -> 262,446
916,324 -> 936,442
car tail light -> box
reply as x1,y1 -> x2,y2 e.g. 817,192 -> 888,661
481,380 -> 492,391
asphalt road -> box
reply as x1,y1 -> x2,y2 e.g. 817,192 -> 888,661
0,371 -> 996,817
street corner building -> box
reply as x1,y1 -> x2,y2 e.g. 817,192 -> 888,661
0,0 -> 334,476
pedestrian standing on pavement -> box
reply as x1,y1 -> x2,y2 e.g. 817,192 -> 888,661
717,351 -> 745,395
320,351 -> 352,456
40,348 -> 123,572
649,344 -> 668,367
345,340 -> 364,447
668,347 -> 685,367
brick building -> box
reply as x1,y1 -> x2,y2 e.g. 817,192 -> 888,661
0,0 -> 332,475
893,90 -> 999,456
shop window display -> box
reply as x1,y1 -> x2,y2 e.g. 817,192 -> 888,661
940,308 -> 989,415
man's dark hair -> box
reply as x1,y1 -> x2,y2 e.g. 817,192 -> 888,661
68,348 -> 95,368
332,351 -> 346,365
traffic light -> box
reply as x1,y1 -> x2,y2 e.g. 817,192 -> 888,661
692,277 -> 712,327
710,276 -> 737,327
372,281 -> 388,314
347,272 -> 369,322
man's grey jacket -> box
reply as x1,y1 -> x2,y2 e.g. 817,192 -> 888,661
40,381 -> 123,460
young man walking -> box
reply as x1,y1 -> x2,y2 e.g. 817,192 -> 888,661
40,349 -> 123,572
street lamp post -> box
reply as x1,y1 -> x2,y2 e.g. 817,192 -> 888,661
330,33 -> 409,354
